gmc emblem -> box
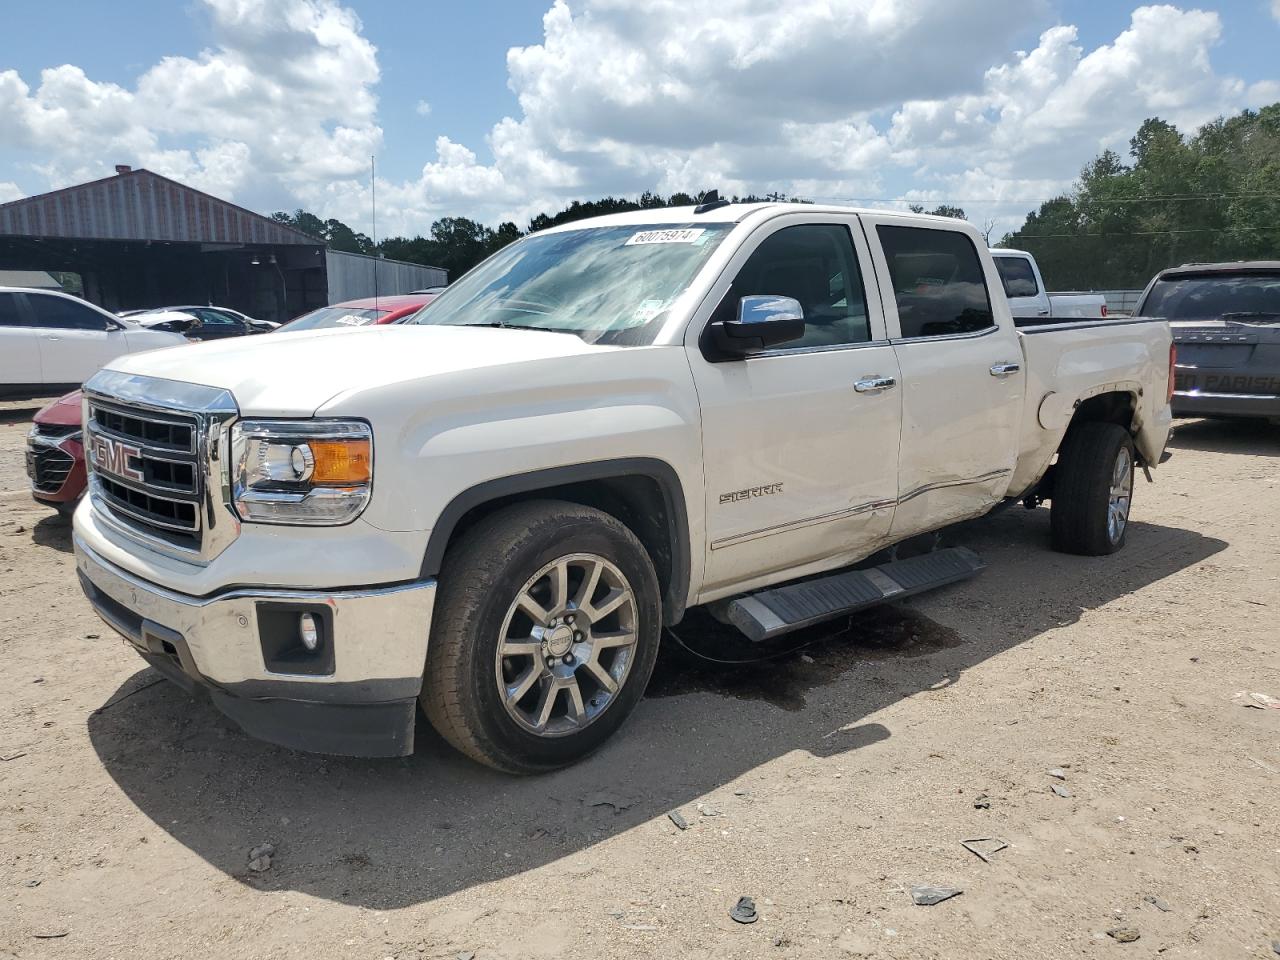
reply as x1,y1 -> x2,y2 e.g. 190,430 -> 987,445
90,434 -> 144,483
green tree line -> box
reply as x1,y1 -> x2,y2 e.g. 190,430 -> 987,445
1000,103 -> 1280,289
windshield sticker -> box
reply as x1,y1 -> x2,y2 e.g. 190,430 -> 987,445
632,299 -> 667,322
335,314 -> 374,327
625,228 -> 706,246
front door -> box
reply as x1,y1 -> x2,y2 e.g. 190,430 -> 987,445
29,294 -> 122,386
861,215 -> 1024,538
687,215 -> 902,599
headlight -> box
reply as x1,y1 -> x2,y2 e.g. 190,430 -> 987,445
232,420 -> 372,525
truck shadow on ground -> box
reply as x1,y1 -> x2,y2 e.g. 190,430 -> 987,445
31,514 -> 73,553
86,509 -> 1225,909
1169,417 -> 1280,456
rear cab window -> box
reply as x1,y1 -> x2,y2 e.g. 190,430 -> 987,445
994,256 -> 1040,298
876,226 -> 994,338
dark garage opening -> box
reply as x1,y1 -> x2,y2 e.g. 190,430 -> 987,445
0,166 -> 328,324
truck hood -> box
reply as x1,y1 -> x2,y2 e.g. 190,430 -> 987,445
103,324 -> 617,416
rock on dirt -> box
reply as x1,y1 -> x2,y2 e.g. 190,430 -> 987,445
248,842 -> 275,873
911,885 -> 963,906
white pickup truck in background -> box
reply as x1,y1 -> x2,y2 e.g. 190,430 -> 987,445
71,202 -> 1174,772
991,248 -> 1108,323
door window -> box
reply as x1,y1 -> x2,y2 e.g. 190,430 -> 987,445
29,294 -> 111,331
994,256 -> 1039,297
194,309 -> 239,327
877,226 -> 994,338
714,224 -> 871,349
0,293 -> 30,327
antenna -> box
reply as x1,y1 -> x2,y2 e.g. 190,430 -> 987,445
371,154 -> 379,310
694,188 -> 730,214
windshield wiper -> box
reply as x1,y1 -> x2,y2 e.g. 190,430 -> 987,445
1221,311 -> 1280,322
453,320 -> 580,336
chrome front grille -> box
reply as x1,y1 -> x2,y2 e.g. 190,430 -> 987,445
33,422 -> 80,440
83,370 -> 240,564
90,402 -> 195,452
87,397 -> 202,549
27,444 -> 75,493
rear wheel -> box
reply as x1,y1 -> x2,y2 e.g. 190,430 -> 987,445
421,500 -> 661,773
1050,421 -> 1135,556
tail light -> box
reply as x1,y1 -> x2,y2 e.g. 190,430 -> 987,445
1101,304 -> 1108,317
1166,342 -> 1177,404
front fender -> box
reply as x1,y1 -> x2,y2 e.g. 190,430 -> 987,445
322,345 -> 706,610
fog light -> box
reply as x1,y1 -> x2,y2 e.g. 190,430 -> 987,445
299,612 -> 319,651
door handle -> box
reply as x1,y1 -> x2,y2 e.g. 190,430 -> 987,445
854,375 -> 897,393
990,362 -> 1021,377
1036,308 -> 1051,316
43,336 -> 61,342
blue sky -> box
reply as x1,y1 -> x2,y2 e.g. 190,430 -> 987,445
1,1 -> 1277,236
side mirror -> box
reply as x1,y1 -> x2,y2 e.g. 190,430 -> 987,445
712,295 -> 805,356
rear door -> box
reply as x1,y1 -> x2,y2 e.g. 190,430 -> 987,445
862,216 -> 1024,538
993,253 -> 1051,321
687,214 -> 902,596
0,292 -> 42,389
29,293 -> 126,386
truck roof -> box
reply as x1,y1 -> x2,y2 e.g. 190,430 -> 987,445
536,202 -> 972,235
1158,260 -> 1280,277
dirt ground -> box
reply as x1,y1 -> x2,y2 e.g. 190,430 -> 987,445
1,399 -> 1277,960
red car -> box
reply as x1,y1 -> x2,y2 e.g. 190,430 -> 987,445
26,389 -> 86,518
278,293 -> 438,332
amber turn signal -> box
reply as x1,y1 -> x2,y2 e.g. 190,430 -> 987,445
310,439 -> 372,485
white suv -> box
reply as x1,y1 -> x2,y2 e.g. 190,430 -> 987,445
0,287 -> 186,398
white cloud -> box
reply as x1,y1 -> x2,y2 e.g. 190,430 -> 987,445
0,182 -> 23,203
0,0 -> 380,209
1273,0 -> 1280,22
361,1 -> 1263,235
0,0 -> 1271,239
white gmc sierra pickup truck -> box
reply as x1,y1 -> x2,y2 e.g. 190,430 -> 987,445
72,202 -> 1174,772
990,248 -> 1108,323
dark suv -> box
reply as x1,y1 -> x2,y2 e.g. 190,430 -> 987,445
1136,262 -> 1280,423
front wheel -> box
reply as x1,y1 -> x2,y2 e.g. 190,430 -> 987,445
421,500 -> 661,773
1050,421 -> 1135,556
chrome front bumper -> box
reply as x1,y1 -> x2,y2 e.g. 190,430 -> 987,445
74,534 -> 437,757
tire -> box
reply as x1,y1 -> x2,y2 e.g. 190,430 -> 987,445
421,500 -> 662,773
1049,421 -> 1136,556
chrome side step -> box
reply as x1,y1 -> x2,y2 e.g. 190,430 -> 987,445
725,547 -> 985,642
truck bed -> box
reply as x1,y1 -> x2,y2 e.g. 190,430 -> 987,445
1009,317 -> 1173,496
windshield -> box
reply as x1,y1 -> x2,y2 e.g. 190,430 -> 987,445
280,306 -> 386,332
405,223 -> 735,345
1139,273 -> 1280,322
